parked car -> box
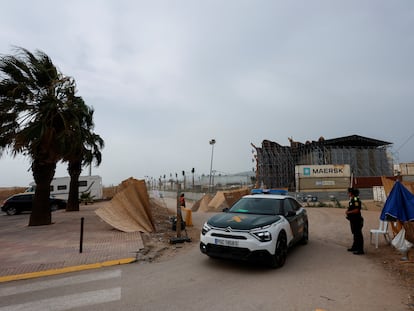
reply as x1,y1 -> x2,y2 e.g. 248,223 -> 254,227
200,189 -> 308,268
296,193 -> 318,203
1,193 -> 67,216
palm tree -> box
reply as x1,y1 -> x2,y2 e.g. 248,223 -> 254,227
0,47 -> 79,226
64,96 -> 104,211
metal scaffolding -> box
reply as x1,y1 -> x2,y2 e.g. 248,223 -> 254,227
253,140 -> 295,189
253,135 -> 393,190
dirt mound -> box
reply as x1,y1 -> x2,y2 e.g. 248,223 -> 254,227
192,193 -> 213,212
193,188 -> 250,212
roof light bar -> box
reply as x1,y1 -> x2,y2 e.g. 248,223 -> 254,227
251,189 -> 288,195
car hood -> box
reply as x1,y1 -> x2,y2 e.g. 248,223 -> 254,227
207,212 -> 281,230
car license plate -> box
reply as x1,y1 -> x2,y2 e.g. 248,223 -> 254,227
215,238 -> 239,247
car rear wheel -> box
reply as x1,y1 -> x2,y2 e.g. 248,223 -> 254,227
5,206 -> 18,216
269,232 -> 287,268
50,204 -> 59,211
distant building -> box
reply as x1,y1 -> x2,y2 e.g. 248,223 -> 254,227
157,171 -> 255,192
198,171 -> 255,190
252,135 -> 393,190
395,162 -> 414,183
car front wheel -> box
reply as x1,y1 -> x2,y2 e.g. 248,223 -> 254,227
50,204 -> 59,211
269,232 -> 287,268
5,206 -> 18,216
300,222 -> 309,245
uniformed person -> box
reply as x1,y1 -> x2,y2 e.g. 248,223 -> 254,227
346,187 -> 364,254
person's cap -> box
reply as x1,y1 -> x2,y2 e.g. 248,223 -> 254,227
348,188 -> 359,196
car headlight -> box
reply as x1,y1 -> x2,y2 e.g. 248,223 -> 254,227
251,230 -> 272,242
201,223 -> 211,235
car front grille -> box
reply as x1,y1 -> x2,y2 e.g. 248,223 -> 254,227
206,244 -> 251,259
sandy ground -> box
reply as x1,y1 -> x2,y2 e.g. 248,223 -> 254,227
1,188 -> 413,307
139,197 -> 414,309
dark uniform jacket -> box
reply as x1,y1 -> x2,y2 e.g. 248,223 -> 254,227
348,196 -> 362,222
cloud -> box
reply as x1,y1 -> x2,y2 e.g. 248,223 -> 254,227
1,0 -> 414,186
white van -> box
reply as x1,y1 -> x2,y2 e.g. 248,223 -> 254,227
27,175 -> 103,201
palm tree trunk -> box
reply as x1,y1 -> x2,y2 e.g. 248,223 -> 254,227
29,161 -> 56,226
66,160 -> 82,211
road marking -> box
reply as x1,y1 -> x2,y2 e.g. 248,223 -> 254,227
0,258 -> 135,283
0,269 -> 122,297
0,288 -> 121,311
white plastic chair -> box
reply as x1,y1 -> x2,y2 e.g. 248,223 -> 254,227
370,220 -> 391,248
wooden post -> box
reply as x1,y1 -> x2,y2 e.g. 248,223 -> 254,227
79,217 -> 84,253
176,185 -> 182,238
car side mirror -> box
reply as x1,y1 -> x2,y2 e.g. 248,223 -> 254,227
286,211 -> 296,217
222,207 -> 229,213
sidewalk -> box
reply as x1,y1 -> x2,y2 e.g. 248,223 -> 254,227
0,202 -> 143,282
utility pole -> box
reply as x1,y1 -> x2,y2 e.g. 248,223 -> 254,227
169,184 -> 191,244
191,168 -> 195,190
176,184 -> 182,238
209,139 -> 216,192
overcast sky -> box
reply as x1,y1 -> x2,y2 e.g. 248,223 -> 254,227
1,0 -> 413,187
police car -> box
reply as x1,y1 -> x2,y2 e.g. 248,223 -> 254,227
200,189 -> 308,268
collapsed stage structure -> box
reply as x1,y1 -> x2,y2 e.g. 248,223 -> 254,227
252,134 -> 394,190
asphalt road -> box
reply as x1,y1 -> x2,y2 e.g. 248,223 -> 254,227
0,206 -> 411,311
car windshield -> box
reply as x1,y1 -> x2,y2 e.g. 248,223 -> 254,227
229,197 -> 283,215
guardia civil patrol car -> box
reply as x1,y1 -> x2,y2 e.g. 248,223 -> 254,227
200,189 -> 308,268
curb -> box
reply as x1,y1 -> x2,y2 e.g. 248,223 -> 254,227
0,257 -> 136,283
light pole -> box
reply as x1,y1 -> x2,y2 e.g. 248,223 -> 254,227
209,139 -> 216,192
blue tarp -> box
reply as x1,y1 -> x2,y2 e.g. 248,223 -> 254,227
380,181 -> 414,222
